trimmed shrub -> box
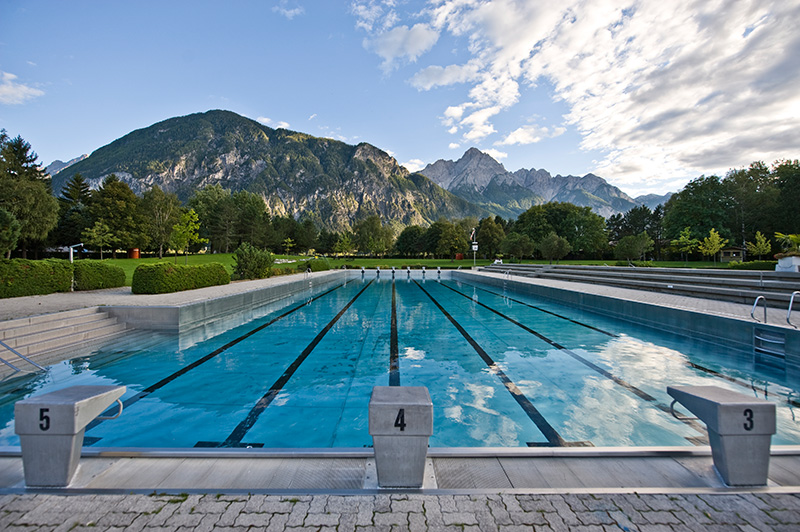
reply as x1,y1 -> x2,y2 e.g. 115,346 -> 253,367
233,243 -> 274,280
297,258 -> 331,272
131,262 -> 230,294
0,259 -> 73,298
73,260 -> 126,291
728,260 -> 779,271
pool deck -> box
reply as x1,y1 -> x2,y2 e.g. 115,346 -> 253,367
1,270 -> 799,529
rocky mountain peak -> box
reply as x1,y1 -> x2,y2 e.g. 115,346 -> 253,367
353,143 -> 409,179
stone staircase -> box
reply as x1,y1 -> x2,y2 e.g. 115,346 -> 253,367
481,263 -> 800,306
0,307 -> 129,377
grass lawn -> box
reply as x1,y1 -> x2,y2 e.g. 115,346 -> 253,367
92,253 -> 732,286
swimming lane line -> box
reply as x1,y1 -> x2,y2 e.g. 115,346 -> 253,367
389,281 -> 400,386
85,282 -> 347,433
218,279 -> 375,447
413,280 -> 568,447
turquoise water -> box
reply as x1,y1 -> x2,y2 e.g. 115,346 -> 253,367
1,276 -> 799,448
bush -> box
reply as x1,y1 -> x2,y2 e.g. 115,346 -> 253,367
0,259 -> 72,298
728,260 -> 778,270
297,258 -> 331,272
131,262 -> 230,294
233,243 -> 274,280
73,260 -> 126,291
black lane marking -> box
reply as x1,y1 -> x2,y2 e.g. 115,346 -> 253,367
463,282 -> 618,338
218,280 -> 375,447
440,283 -> 713,441
463,282 -> 796,407
389,281 -> 400,386
413,280 -> 569,447
440,282 -> 656,402
85,282 -> 347,434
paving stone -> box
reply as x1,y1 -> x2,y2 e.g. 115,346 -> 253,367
266,512 -> 290,532
498,525 -> 533,532
576,510 -> 616,526
408,511 -> 427,532
508,511 -> 547,526
374,511 -> 408,526
305,511 -> 341,527
339,512 -> 358,532
234,512 -> 272,527
216,501 -> 247,528
391,498 -> 424,513
309,494 -> 329,514
286,501 -> 311,527
548,498 -> 581,526
442,511 -> 479,526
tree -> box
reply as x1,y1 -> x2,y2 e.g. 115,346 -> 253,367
0,131 -> 58,256
746,231 -> 771,260
295,218 -> 319,253
333,233 -> 354,256
436,222 -> 468,259
774,160 -> 800,233
232,191 -> 270,248
697,228 -> 729,264
536,231 -> 571,263
353,214 -> 393,256
88,175 -> 144,258
663,175 -> 730,240
0,207 -> 21,258
282,237 -> 295,255
515,202 -> 606,257
476,216 -> 505,258
82,221 -> 113,260
394,225 -> 425,257
500,232 -> 535,259
671,227 -> 699,264
614,232 -> 654,262
189,184 -> 237,253
141,185 -> 181,259
170,209 -> 207,264
53,173 -> 93,247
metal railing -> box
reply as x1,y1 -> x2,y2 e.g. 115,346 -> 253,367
789,291 -> 800,329
751,295 -> 767,323
0,339 -> 45,374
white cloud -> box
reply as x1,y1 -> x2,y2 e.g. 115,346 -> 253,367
483,148 -> 508,161
373,0 -> 800,192
0,71 -> 44,105
257,116 -> 290,129
402,158 -> 426,172
308,113 -> 317,120
365,23 -> 439,71
497,124 -> 566,146
410,61 -> 481,90
273,1 -> 305,20
449,142 -> 461,149
351,0 -> 399,33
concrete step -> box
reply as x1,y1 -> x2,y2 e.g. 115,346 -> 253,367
1,314 -> 117,348
0,307 -> 103,334
9,321 -> 128,357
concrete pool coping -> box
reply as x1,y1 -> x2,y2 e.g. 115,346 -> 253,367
2,269 -> 800,496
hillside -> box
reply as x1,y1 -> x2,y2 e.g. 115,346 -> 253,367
52,110 -> 486,231
422,149 -> 646,218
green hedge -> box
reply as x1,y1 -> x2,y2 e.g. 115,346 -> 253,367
728,260 -> 779,270
73,261 -> 126,291
131,262 -> 230,294
0,259 -> 73,298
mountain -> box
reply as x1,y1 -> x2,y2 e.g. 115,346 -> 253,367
52,110 -> 486,231
45,154 -> 88,176
634,192 -> 672,210
421,149 -> 640,218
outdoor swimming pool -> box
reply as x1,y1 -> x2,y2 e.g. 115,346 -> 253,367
1,274 -> 799,449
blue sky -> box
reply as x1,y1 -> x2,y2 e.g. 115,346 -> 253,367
2,1 -> 799,197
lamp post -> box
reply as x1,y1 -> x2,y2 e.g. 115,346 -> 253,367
68,243 -> 83,264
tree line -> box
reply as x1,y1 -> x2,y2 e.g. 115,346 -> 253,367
1,129 -> 797,262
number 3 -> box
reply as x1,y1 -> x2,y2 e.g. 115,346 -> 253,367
743,408 -> 754,431
39,408 -> 50,431
394,409 -> 406,431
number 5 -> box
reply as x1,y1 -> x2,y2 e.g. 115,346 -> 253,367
39,408 -> 50,431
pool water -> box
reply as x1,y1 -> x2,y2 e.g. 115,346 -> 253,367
1,276 -> 798,448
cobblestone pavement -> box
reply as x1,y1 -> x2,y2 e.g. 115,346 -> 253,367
2,492 -> 800,531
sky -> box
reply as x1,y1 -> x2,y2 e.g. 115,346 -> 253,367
1,0 -> 799,197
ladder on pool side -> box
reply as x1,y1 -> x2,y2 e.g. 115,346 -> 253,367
752,291 -> 800,328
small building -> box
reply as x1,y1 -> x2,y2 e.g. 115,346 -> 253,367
720,246 -> 744,263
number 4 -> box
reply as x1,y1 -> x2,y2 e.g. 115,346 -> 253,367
394,409 -> 406,431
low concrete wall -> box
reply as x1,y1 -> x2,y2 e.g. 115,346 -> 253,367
454,270 -> 800,380
107,270 -> 346,337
